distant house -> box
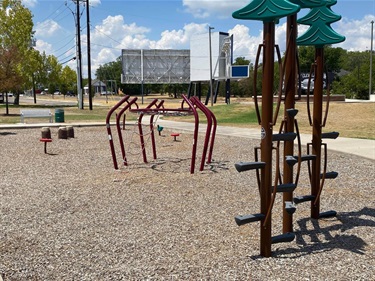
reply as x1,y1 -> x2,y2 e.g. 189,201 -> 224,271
85,80 -> 107,95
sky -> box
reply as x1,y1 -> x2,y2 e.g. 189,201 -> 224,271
23,0 -> 375,78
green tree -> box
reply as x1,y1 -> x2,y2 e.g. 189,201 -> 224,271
298,46 -> 346,73
0,46 -> 22,105
230,57 -> 254,97
0,0 -> 34,113
233,56 -> 250,66
332,51 -> 372,99
298,46 -> 316,73
21,48 -> 43,103
60,66 -> 77,95
46,55 -> 62,94
96,56 -> 122,93
324,46 -> 346,73
33,51 -> 50,89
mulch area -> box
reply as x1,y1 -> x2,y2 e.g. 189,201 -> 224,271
0,126 -> 374,280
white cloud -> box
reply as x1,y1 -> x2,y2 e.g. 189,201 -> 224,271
80,15 -> 150,75
334,14 -> 375,51
91,15 -> 150,45
35,19 -> 62,38
228,23 -> 292,63
275,22 -> 288,54
182,0 -> 247,18
96,48 -> 117,65
229,24 -> 261,63
89,0 -> 101,7
35,39 -> 53,55
118,34 -> 151,50
22,0 -> 38,8
184,22 -> 209,35
151,23 -> 208,49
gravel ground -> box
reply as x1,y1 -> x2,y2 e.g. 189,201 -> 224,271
1,125 -> 374,280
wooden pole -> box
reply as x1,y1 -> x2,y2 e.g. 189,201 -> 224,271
76,0 -> 83,109
311,47 -> 324,219
260,21 -> 275,258
87,0 -> 93,110
283,15 -> 297,233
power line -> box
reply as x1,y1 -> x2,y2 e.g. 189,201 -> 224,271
55,39 -> 76,59
38,2 -> 68,23
60,56 -> 76,65
91,24 -> 124,47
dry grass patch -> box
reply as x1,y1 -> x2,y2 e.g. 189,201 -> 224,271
1,95 -> 374,139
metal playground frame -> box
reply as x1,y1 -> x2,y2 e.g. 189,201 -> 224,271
106,95 -> 217,174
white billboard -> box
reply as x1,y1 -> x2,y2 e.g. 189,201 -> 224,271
190,32 -> 232,82
121,49 -> 190,84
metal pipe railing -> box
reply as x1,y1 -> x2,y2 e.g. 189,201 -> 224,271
105,95 -> 130,170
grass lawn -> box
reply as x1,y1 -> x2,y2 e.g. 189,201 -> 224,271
0,94 -> 374,139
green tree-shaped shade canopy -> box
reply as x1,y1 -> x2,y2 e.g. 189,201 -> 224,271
297,0 -> 345,47
232,0 -> 300,23
289,0 -> 325,9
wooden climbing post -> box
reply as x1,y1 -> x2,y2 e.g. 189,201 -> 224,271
283,14 -> 297,234
259,21 -> 275,258
311,47 -> 324,219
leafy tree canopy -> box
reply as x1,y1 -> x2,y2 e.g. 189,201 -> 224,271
0,0 -> 34,111
233,57 -> 250,66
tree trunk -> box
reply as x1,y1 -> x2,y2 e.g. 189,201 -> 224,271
5,94 -> 9,115
14,91 -> 20,105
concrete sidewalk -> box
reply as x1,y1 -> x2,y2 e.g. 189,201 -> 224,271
156,119 -> 375,161
1,119 -> 374,161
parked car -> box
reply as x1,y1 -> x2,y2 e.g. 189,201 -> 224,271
301,79 -> 314,92
0,93 -> 13,102
300,78 -> 327,94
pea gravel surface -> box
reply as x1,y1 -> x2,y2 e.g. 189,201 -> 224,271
1,126 -> 374,280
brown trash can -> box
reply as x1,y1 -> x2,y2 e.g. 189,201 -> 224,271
41,127 -> 51,139
58,127 -> 67,139
67,126 -> 74,138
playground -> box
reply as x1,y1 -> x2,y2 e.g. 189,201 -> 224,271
1,0 -> 374,277
1,125 -> 374,279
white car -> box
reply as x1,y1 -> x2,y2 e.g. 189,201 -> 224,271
300,79 -> 326,93
301,79 -> 313,92
100,91 -> 115,95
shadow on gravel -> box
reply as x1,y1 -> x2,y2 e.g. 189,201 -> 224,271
0,132 -> 17,136
251,207 -> 374,259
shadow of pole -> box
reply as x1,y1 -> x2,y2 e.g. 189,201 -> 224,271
250,207 -> 374,259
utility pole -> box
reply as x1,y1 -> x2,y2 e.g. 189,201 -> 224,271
30,38 -> 37,104
86,0 -> 93,110
209,26 -> 214,107
75,0 -> 84,109
369,20 -> 374,100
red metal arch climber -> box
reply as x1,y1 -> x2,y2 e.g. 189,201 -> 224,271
105,95 -> 217,174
